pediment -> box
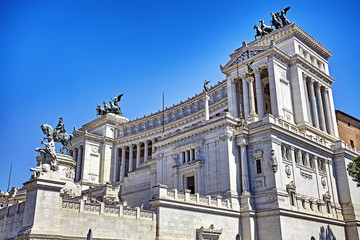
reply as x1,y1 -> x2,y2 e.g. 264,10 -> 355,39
221,43 -> 269,72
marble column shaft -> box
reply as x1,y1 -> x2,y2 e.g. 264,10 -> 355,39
247,76 -> 258,120
315,83 -> 326,131
144,141 -> 149,162
136,143 -> 141,167
121,147 -> 126,180
129,145 -> 134,172
307,80 -> 319,128
242,78 -> 250,120
254,70 -> 264,118
239,140 -> 250,193
322,88 -> 334,135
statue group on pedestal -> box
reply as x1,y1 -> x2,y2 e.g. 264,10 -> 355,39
32,117 -> 74,178
96,94 -> 123,116
254,6 -> 291,39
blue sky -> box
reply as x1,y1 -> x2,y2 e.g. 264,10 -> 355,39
1,0 -> 359,191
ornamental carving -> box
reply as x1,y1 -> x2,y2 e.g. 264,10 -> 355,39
195,146 -> 202,160
285,165 -> 291,178
269,149 -> 278,173
321,177 -> 327,188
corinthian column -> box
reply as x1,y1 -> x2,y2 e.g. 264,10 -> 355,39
307,79 -> 319,128
254,69 -> 264,118
242,78 -> 250,121
129,145 -> 134,172
322,87 -> 334,135
144,141 -> 149,162
120,146 -> 126,180
136,142 -> 141,167
315,82 -> 326,131
247,76 -> 259,122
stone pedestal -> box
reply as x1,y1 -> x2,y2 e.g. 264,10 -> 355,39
18,176 -> 65,238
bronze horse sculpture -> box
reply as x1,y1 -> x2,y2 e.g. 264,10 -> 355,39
40,124 -> 74,154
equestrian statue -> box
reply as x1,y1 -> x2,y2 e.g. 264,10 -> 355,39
40,117 -> 74,154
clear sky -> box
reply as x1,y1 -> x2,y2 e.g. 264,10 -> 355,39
1,0 -> 359,191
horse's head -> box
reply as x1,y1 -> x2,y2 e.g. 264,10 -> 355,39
259,19 -> 264,24
253,25 -> 259,29
270,12 -> 274,17
40,124 -> 53,136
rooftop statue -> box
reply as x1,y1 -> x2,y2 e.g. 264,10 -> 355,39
254,6 -> 291,39
253,24 -> 265,39
40,117 -> 74,154
259,19 -> 273,34
279,7 -> 291,26
203,80 -> 210,93
270,12 -> 281,29
96,94 -> 123,116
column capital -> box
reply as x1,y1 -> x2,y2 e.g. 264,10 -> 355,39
246,76 -> 255,84
302,72 -> 308,80
237,138 -> 248,147
253,68 -> 261,76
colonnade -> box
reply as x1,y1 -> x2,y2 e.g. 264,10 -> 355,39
304,75 -> 334,135
233,68 -> 270,122
71,145 -> 84,182
116,140 -> 154,181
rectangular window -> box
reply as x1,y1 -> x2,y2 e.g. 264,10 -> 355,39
350,140 -> 354,148
256,159 -> 262,174
182,152 -> 186,163
187,150 -> 190,162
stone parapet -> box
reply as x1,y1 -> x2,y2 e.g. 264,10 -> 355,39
151,184 -> 237,211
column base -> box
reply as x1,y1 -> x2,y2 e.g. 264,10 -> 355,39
247,112 -> 259,123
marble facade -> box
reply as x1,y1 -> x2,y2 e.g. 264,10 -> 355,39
1,22 -> 360,240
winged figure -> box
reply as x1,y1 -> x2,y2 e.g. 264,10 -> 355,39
280,7 -> 291,26
203,80 -> 210,92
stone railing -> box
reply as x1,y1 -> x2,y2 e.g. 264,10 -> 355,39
61,199 -> 153,219
153,184 -> 234,210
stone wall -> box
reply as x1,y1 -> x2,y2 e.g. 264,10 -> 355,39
150,185 -> 241,240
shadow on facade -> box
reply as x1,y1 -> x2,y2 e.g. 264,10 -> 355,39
311,225 -> 336,240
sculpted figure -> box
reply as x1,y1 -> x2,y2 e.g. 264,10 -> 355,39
54,117 -> 65,141
40,117 -> 74,153
103,101 -> 111,113
96,104 -> 106,116
253,24 -> 264,39
31,137 -> 59,178
111,94 -> 123,107
279,7 -> 291,26
203,80 -> 210,92
259,19 -> 273,34
270,12 -> 281,29
109,100 -> 121,115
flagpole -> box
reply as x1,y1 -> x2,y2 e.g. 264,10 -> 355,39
7,164 -> 12,192
162,91 -> 165,136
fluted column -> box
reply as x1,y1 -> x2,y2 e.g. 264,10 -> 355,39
307,79 -> 319,128
144,141 -> 149,162
322,87 -> 334,135
247,76 -> 258,122
129,145 -> 134,172
238,139 -> 249,193
254,69 -> 264,118
242,78 -> 250,121
136,142 -> 141,167
315,82 -> 326,131
121,146 -> 126,180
